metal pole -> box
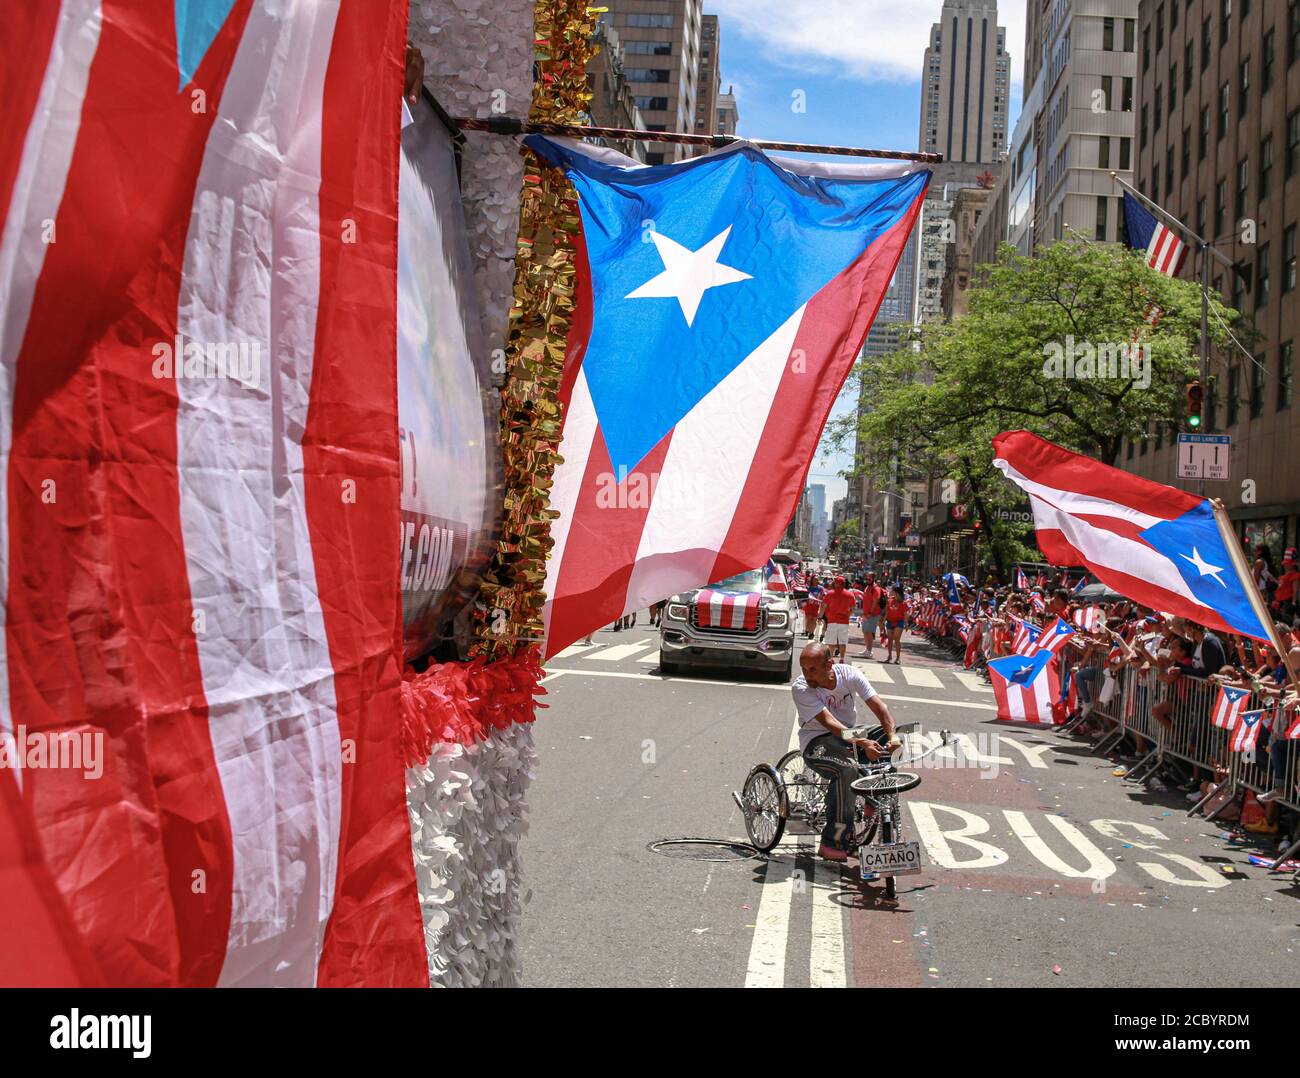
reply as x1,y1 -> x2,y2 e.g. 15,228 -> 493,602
454,116 -> 946,163
1199,240 -> 1210,498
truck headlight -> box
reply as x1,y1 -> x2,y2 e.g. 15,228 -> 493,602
666,603 -> 689,621
766,609 -> 788,629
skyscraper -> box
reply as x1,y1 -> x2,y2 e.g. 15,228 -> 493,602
597,1 -> 705,164
919,0 -> 1012,167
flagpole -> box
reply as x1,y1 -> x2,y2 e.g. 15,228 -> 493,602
455,116 -> 945,163
1210,498 -> 1300,695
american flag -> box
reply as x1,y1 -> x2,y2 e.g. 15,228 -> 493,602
1122,191 -> 1189,326
1230,708 -> 1271,753
1211,685 -> 1252,730
989,651 -> 1062,725
0,3 -> 423,987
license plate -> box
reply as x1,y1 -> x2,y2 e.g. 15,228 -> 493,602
860,840 -> 923,877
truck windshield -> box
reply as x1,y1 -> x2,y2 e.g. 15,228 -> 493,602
710,570 -> 765,593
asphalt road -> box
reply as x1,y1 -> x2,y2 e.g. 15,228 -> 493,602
519,617 -> 1300,987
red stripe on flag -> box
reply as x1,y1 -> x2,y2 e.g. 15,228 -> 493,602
994,430 -> 1199,521
710,194 -> 926,580
310,0 -> 425,988
5,1 -> 255,987
0,1 -> 58,227
544,423 -> 673,656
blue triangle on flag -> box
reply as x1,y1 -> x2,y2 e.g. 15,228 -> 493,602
174,0 -> 238,89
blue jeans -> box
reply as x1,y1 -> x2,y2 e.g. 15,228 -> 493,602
1075,664 -> 1100,707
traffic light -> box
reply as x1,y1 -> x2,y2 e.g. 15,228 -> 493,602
1185,380 -> 1204,429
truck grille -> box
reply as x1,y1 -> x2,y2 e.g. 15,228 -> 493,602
689,603 -> 766,636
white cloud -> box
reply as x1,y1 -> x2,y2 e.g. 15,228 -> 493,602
710,0 -> 1025,91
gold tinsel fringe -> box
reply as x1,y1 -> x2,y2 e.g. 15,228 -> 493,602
470,0 -> 600,660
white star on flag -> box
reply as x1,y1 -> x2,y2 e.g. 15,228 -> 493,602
1179,546 -> 1227,587
625,226 -> 752,326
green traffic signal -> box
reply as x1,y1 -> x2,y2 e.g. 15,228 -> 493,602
1187,414 -> 1201,429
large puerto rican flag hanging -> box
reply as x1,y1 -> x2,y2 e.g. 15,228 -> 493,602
993,431 -> 1272,642
0,2 -> 424,986
528,137 -> 930,657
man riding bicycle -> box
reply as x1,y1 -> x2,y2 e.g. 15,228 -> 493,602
791,642 -> 902,862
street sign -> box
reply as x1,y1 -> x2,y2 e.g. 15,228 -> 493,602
1176,433 -> 1231,480
905,534 -> 920,547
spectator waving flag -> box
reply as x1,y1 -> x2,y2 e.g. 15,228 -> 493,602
1029,592 -> 1047,615
1211,685 -> 1252,730
1033,616 -> 1076,656
993,432 -> 1274,642
1011,618 -> 1042,655
527,137 -> 930,655
1014,566 -> 1029,589
989,652 -> 1062,725
964,620 -> 983,668
1230,708 -> 1271,753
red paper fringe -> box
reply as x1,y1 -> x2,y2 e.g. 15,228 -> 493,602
399,646 -> 548,767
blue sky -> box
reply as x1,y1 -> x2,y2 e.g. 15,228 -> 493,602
707,0 -> 1025,507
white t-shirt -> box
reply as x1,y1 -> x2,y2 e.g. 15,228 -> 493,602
791,663 -> 878,751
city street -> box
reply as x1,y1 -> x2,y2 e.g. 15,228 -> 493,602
521,619 -> 1300,988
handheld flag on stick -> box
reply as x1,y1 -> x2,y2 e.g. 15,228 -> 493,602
989,652 -> 1062,725
1211,685 -> 1251,730
1230,709 -> 1270,753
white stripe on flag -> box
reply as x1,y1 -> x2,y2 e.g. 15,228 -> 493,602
710,591 -> 727,628
622,304 -> 805,611
0,0 -> 103,785
995,459 -> 1165,530
541,368 -> 599,638
175,3 -> 343,987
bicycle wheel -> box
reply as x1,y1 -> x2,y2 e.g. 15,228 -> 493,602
776,749 -> 828,819
850,770 -> 921,797
740,765 -> 787,852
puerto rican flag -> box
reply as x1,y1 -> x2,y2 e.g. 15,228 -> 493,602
989,651 -> 1062,725
964,620 -> 983,668
994,432 -> 1272,642
0,3 -> 424,986
1281,701 -> 1300,740
527,136 -> 930,657
1033,616 -> 1076,656
1011,618 -> 1041,655
1211,685 -> 1252,730
1014,566 -> 1029,589
1230,708 -> 1271,752
696,589 -> 762,630
1029,592 -> 1047,615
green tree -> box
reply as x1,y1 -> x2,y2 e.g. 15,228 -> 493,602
832,240 -> 1239,575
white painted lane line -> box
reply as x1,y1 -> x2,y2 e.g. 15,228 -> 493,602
952,671 -> 993,693
539,670 -> 567,684
541,666 -> 999,711
854,661 -> 893,683
808,859 -> 846,988
552,642 -> 599,659
899,666 -> 943,688
637,650 -> 661,663
591,640 -> 655,661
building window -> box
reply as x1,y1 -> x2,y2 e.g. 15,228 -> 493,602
1256,243 -> 1270,306
1167,145 -> 1176,196
1185,41 -> 1194,93
1203,16 -> 1213,71
1285,225 -> 1297,292
1199,106 -> 1210,160
1197,197 -> 1207,238
634,96 -> 669,111
1153,162 -> 1161,202
1101,76 -> 1113,111
1143,25 -> 1151,71
1182,127 -> 1191,179
1141,104 -> 1149,149
625,41 -> 672,55
1226,365 -> 1240,425
1157,5 -> 1165,51
1120,136 -> 1132,171
1221,0 -> 1232,47
1103,17 -> 1115,51
1263,29 -> 1276,93
625,68 -> 670,83
1236,157 -> 1249,220
1239,59 -> 1250,117
625,13 -> 673,28
1122,77 -> 1134,112
1169,64 -> 1177,114
1097,195 -> 1109,240
1219,83 -> 1230,140
1206,377 -> 1219,433
1292,2 -> 1300,66
1171,1 -> 1179,30
1280,343 -> 1294,409
1099,136 -> 1110,169
1250,358 -> 1265,418
1124,18 -> 1136,52
1260,135 -> 1274,199
1155,86 -> 1163,131
1215,178 -> 1227,236
1289,111 -> 1300,177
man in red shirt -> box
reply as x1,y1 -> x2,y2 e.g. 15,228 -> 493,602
821,577 -> 856,661
858,572 -> 885,656
1275,548 -> 1300,622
